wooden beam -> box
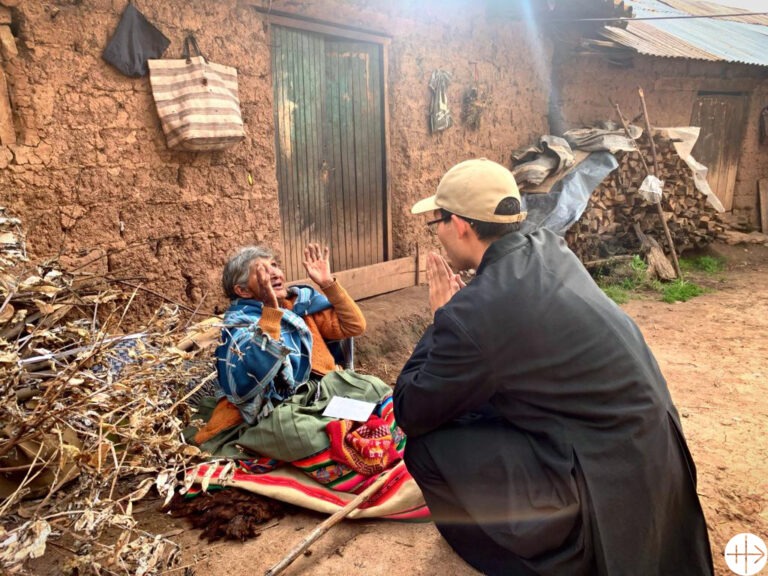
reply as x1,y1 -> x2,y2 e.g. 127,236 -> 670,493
416,248 -> 428,284
759,179 -> 768,235
241,4 -> 391,45
382,44 -> 392,260
290,254 -> 427,301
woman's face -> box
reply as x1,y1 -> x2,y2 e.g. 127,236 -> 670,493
241,257 -> 288,301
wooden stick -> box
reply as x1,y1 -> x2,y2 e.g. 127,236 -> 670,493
415,244 -> 420,287
637,87 -> 682,279
638,89 -> 661,176
611,99 -> 651,176
583,254 -> 635,269
109,278 -> 206,315
264,470 -> 392,576
759,179 -> 768,234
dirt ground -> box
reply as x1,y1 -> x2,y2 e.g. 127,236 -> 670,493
32,240 -> 768,576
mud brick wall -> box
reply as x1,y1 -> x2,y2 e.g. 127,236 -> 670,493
0,0 -> 549,313
555,53 -> 768,229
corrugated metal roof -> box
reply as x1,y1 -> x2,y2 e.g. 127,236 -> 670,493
599,0 -> 768,66
601,21 -> 721,61
659,0 -> 768,27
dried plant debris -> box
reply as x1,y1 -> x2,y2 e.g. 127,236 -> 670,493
0,207 -> 27,268
0,207 -> 219,575
461,86 -> 490,131
164,488 -> 288,542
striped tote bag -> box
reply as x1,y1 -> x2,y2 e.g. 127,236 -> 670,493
148,35 -> 245,151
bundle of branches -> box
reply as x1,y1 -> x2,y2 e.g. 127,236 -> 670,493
565,132 -> 724,264
0,209 -> 216,575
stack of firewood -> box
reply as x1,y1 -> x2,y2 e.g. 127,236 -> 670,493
565,133 -> 724,263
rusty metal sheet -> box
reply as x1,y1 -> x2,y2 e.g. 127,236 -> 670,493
601,0 -> 768,66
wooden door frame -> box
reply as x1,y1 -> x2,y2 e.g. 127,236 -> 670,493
250,5 -> 394,262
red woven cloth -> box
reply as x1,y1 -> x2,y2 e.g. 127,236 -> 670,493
326,415 -> 401,475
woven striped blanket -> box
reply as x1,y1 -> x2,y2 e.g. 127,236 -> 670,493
186,396 -> 429,520
187,459 -> 428,520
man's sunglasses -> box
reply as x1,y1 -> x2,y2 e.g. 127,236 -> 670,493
426,213 -> 452,228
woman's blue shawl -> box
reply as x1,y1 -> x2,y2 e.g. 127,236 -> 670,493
215,285 -> 332,424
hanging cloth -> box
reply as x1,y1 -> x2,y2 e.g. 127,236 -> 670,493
102,2 -> 171,77
429,69 -> 453,133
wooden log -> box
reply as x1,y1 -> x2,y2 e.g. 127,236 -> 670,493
634,224 -> 675,281
583,255 -> 635,269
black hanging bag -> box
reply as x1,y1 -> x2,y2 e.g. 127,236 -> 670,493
102,2 -> 170,78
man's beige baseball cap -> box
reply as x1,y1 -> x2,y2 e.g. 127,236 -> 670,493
411,158 -> 526,223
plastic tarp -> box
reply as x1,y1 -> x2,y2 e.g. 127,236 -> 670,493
521,152 -> 618,236
655,127 -> 725,213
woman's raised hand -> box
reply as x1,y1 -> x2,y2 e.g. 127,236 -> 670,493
254,261 -> 280,308
302,243 -> 334,289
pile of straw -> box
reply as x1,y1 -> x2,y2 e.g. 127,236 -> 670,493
0,207 -> 215,575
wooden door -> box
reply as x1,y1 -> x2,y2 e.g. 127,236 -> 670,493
690,93 -> 748,212
272,25 -> 387,280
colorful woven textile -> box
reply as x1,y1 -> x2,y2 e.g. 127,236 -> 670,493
327,415 -> 401,476
186,395 -> 427,520
187,459 -> 429,521
238,457 -> 281,475
215,286 -> 331,425
292,395 -> 405,490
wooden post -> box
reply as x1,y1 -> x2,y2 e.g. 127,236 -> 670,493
637,88 -> 682,279
611,100 -> 650,175
638,89 -> 661,176
759,179 -> 768,235
415,244 -> 421,286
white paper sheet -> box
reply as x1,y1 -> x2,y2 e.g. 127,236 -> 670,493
322,396 -> 376,422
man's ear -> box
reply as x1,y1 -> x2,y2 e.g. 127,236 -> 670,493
452,215 -> 473,239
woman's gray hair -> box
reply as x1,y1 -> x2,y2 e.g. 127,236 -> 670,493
221,245 -> 274,299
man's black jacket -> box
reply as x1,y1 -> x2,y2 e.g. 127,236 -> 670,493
395,228 -> 713,575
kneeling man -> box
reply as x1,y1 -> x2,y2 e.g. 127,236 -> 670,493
394,158 -> 713,575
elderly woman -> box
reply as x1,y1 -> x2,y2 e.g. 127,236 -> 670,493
192,243 -> 390,461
